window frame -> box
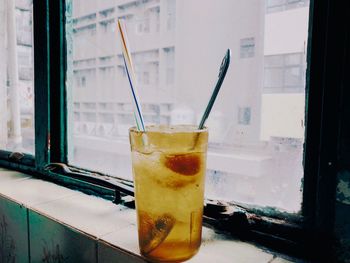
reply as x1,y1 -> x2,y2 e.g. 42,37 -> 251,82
0,0 -> 347,261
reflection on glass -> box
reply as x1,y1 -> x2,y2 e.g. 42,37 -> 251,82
67,0 -> 309,212
0,0 -> 34,154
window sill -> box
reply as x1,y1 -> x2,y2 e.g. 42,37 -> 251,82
0,167 -> 300,262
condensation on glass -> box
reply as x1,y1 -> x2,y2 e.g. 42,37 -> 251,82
67,0 -> 310,212
0,0 -> 34,155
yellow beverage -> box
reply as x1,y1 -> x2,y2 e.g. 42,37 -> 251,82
129,125 -> 208,262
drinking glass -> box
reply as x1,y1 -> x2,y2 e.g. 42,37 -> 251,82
129,125 -> 208,262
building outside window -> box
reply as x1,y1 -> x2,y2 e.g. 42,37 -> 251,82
0,0 -> 310,211
0,0 -> 34,154
1,1 -> 350,261
62,0 -> 310,212
238,107 -> 251,125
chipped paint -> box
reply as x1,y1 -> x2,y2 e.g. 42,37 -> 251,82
336,170 -> 350,205
0,215 -> 16,262
42,240 -> 67,263
335,172 -> 350,262
335,237 -> 350,262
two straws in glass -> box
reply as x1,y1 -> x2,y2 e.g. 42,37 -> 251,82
117,19 -> 231,132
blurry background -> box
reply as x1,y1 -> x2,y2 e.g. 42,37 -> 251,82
0,0 -> 310,212
0,0 -> 34,154
67,0 -> 309,212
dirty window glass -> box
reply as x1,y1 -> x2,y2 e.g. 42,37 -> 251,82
0,0 -> 34,154
66,0 -> 310,212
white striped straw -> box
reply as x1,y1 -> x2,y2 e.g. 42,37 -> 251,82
117,19 -> 146,132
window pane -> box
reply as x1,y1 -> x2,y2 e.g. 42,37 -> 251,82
67,0 -> 310,212
284,67 -> 302,87
285,53 -> 302,66
264,55 -> 283,67
0,0 -> 34,154
264,68 -> 284,88
264,53 -> 305,93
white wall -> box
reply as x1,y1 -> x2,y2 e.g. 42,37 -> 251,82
72,0 -> 98,17
0,1 -> 7,147
260,93 -> 305,140
175,0 -> 265,143
264,7 -> 309,55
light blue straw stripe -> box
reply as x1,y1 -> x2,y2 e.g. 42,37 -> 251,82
134,114 -> 140,131
122,56 -> 145,131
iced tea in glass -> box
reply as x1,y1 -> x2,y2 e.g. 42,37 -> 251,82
129,125 -> 208,262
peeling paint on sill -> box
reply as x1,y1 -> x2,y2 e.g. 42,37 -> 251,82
336,170 -> 350,205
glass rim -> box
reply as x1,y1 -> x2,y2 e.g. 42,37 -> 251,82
129,124 -> 208,134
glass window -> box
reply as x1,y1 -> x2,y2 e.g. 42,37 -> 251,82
284,67 -> 302,87
264,53 -> 305,93
0,0 -> 34,154
66,0 -> 310,212
264,67 -> 284,88
166,0 -> 176,31
265,55 -> 284,67
285,53 -> 302,65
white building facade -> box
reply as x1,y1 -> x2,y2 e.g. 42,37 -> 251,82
0,0 -> 310,211
67,0 -> 310,211
0,0 -> 34,153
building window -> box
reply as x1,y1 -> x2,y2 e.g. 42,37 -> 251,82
131,50 -> 159,87
240,37 -> 255,58
1,1 -> 349,261
100,19 -> 114,33
63,0 -> 310,212
238,107 -> 251,125
164,47 -> 175,85
166,0 -> 176,32
81,76 -> 86,87
263,53 -> 305,93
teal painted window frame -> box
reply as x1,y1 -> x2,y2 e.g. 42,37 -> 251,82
0,0 -> 349,261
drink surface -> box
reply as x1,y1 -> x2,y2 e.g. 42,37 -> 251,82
130,125 -> 208,262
